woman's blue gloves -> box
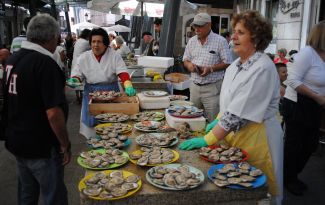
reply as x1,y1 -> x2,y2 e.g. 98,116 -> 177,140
179,137 -> 208,150
205,119 -> 219,133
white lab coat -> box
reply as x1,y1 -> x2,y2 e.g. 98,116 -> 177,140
220,54 -> 283,204
71,47 -> 127,83
71,38 -> 91,70
71,47 -> 127,138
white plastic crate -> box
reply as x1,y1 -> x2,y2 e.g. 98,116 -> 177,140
172,79 -> 192,90
138,56 -> 174,68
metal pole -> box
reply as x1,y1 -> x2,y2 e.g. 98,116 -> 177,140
158,0 -> 181,57
64,2 -> 71,34
28,0 -> 37,17
50,0 -> 57,19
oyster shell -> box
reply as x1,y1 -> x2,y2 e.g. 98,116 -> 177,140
111,188 -> 128,197
121,182 -> 139,191
82,185 -> 102,196
125,175 -> 140,183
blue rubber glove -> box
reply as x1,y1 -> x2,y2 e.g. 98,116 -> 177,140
125,86 -> 136,96
179,137 -> 208,150
66,78 -> 80,88
205,119 -> 219,134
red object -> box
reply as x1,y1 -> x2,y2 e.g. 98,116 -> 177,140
200,145 -> 249,164
118,72 -> 131,84
274,57 -> 288,64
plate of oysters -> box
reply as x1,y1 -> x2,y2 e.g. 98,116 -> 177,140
142,90 -> 168,97
130,112 -> 165,122
79,170 -> 142,200
77,148 -> 129,170
134,121 -> 162,132
87,133 -> 131,149
95,123 -> 132,134
135,132 -> 178,147
168,95 -> 188,101
146,164 -> 204,191
207,162 -> 266,189
129,147 -> 179,166
95,113 -> 129,123
89,91 -> 122,102
167,105 -> 203,118
199,144 -> 249,164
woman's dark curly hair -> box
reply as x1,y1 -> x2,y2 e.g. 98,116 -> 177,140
231,10 -> 273,51
89,28 -> 110,47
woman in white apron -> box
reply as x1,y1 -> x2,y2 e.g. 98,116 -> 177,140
179,11 -> 283,204
67,28 -> 136,138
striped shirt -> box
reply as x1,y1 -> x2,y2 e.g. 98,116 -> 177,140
183,31 -> 232,84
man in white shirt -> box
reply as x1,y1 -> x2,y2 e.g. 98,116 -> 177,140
114,36 -> 131,58
183,13 -> 232,122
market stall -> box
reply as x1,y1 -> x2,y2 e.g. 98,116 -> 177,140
77,91 -> 269,205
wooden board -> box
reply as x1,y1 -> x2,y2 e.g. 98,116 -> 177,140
89,96 -> 139,115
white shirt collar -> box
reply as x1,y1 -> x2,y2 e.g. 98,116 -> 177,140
21,41 -> 54,58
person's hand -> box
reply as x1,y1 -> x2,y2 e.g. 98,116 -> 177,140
66,78 -> 80,88
205,119 -> 219,134
125,87 -> 136,96
315,95 -> 325,108
124,80 -> 136,96
188,63 -> 199,73
60,144 -> 71,166
200,66 -> 213,77
179,137 -> 208,150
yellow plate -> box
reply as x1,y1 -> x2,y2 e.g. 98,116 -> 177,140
77,149 -> 129,170
95,123 -> 132,134
78,170 -> 142,200
129,149 -> 180,166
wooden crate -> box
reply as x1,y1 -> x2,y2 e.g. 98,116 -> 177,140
89,96 -> 139,115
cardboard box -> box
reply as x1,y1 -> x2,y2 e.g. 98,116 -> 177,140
138,56 -> 174,68
89,96 -> 139,115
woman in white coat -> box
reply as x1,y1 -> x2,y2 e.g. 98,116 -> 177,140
180,11 -> 283,204
68,28 -> 136,138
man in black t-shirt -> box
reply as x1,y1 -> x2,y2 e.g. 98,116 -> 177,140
3,14 -> 70,205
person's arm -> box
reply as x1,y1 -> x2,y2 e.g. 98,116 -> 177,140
46,107 -> 71,165
183,60 -> 197,73
286,47 -> 325,106
295,84 -> 325,107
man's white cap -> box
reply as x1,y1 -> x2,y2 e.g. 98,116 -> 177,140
107,31 -> 116,36
191,13 -> 211,26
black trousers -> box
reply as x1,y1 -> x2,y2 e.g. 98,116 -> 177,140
282,95 -> 321,182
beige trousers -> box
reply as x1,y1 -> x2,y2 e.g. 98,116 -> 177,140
190,80 -> 223,122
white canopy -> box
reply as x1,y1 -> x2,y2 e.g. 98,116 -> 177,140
103,25 -> 131,33
71,22 -> 100,33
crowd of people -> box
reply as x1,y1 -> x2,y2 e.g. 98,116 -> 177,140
0,10 -> 324,205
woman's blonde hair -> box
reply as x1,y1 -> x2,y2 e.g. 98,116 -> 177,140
307,20 -> 325,51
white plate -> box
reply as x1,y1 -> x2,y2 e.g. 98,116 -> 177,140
170,100 -> 194,107
142,90 -> 168,97
169,95 -> 188,101
135,133 -> 178,147
146,163 -> 205,190
134,121 -> 161,132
